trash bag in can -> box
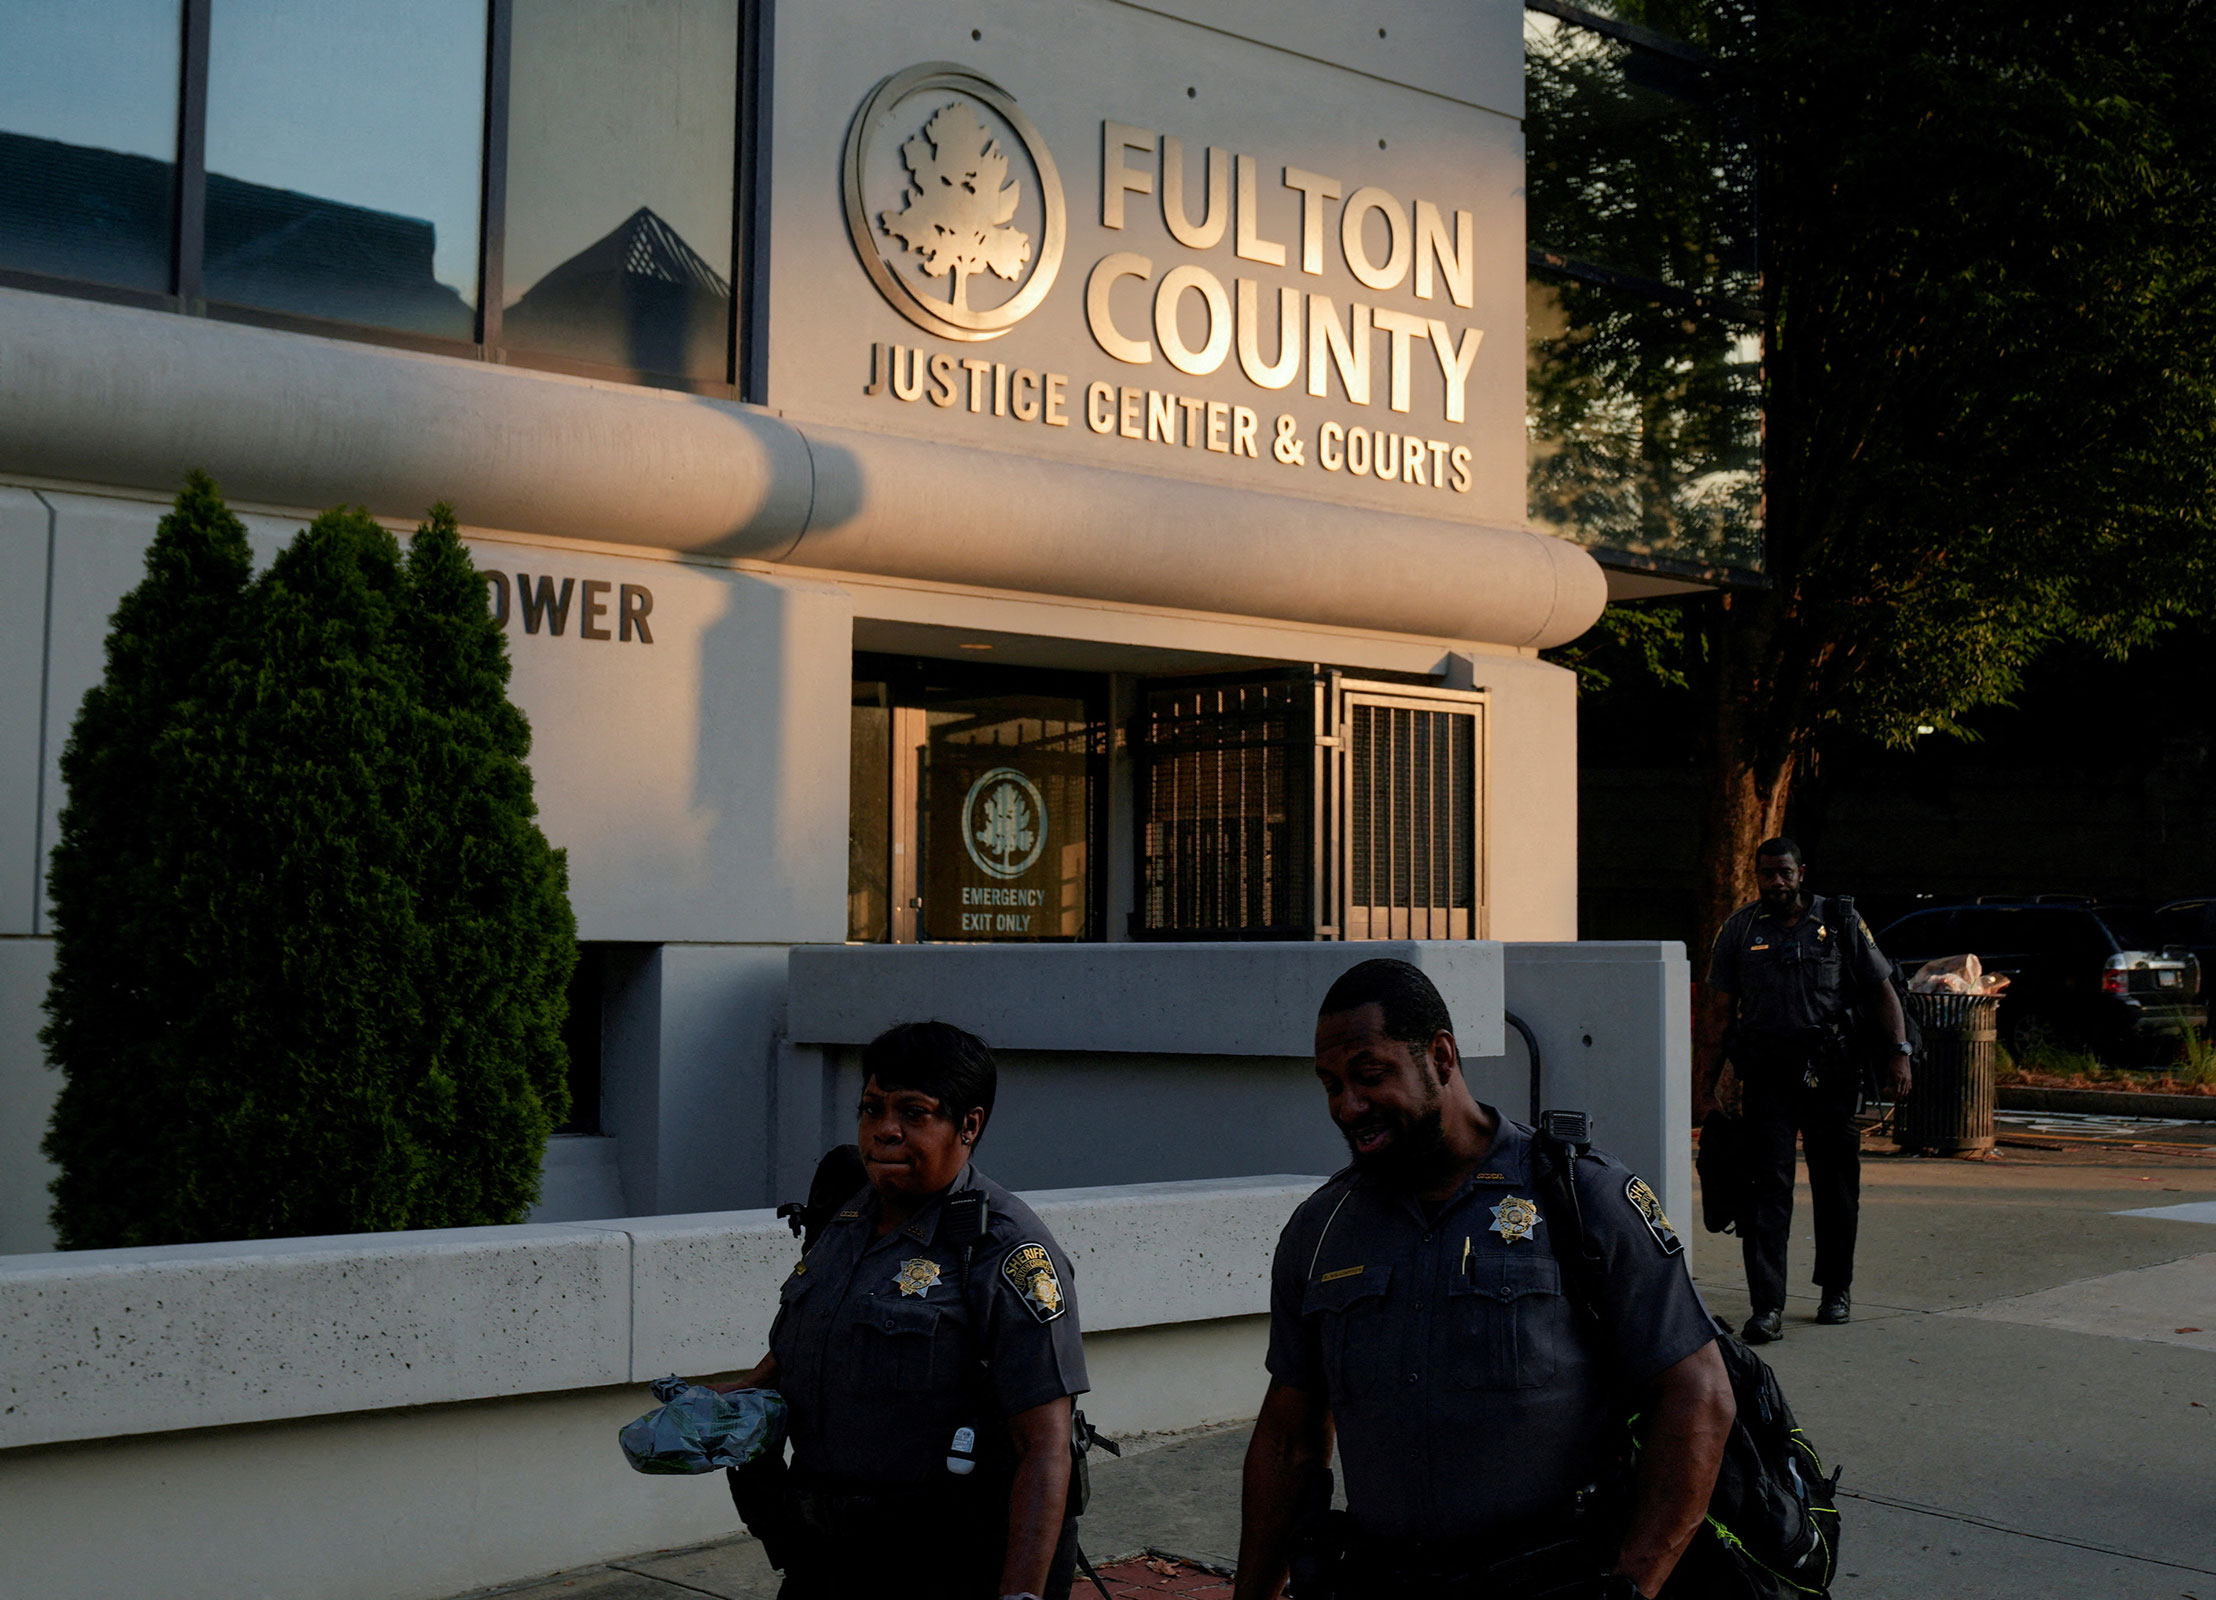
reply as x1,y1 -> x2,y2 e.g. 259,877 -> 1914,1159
1896,991 -> 2001,1155
619,1376 -> 787,1475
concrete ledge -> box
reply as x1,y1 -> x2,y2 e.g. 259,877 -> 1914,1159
0,1178 -> 1312,1452
787,940 -> 1506,1058
0,1224 -> 631,1450
0,1317 -> 1271,1600
1998,1086 -> 2216,1121
1029,1178 -> 1314,1333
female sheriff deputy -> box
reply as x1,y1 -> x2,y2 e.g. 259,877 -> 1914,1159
719,1021 -> 1089,1600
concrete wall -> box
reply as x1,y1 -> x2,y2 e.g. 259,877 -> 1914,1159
0,938 -> 58,1254
780,939 -> 1693,1254
473,537 -> 853,946
1496,942 -> 1696,1241
0,1178 -> 1306,1600
1480,654 -> 1583,942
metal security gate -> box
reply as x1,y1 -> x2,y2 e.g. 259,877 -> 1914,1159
1133,671 -> 1485,940
1341,688 -> 1484,940
1136,672 -> 1332,938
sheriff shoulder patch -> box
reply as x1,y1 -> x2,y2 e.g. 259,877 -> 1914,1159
1625,1176 -> 1682,1256
1001,1242 -> 1066,1323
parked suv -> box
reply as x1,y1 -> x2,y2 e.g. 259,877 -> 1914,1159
1876,901 -> 2205,1056
2156,899 -> 2216,1002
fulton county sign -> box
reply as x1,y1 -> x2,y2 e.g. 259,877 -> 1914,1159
779,5 -> 1524,525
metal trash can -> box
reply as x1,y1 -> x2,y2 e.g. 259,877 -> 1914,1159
1894,992 -> 2001,1154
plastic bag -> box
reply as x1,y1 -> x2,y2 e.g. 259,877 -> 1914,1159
1908,953 -> 2009,996
619,1376 -> 788,1476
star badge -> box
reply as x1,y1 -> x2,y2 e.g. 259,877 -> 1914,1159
1489,1195 -> 1541,1245
894,1257 -> 943,1297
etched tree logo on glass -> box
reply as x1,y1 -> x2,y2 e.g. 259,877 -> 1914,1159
878,101 -> 1033,313
961,767 -> 1049,880
977,781 -> 1034,865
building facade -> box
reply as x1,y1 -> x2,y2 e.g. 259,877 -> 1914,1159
0,0 -> 1666,1251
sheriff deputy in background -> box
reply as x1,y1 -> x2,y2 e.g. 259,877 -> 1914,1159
1702,836 -> 1911,1343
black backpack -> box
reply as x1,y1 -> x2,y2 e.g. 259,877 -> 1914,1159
775,1143 -> 869,1250
1533,1114 -> 1842,1598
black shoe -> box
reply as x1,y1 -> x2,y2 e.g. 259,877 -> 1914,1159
1817,1289 -> 1851,1325
1741,1309 -> 1783,1344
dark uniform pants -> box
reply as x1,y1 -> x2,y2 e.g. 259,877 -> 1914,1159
770,1475 -> 1077,1600
1741,1056 -> 1860,1312
1330,1524 -> 1766,1600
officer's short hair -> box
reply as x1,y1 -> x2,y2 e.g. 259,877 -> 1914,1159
861,1020 -> 998,1131
1756,836 -> 1803,864
1318,958 -> 1455,1054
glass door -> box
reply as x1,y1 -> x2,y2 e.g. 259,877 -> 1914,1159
851,655 -> 1105,942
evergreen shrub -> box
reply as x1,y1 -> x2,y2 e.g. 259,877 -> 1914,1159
42,483 -> 574,1247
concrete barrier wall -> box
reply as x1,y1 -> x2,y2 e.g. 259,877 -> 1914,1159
0,1178 -> 1307,1600
780,940 -> 1693,1258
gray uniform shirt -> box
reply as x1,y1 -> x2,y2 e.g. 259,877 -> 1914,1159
769,1164 -> 1089,1485
1707,895 -> 1891,1042
1264,1112 -> 1715,1541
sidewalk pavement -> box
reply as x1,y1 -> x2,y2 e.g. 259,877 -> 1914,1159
465,1138 -> 2216,1600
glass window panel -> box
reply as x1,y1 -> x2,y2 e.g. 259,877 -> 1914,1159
849,684 -> 891,943
920,692 -> 1092,942
1527,270 -> 1760,572
502,0 -> 737,384
1524,8 -> 1753,301
0,0 -> 180,292
203,0 -> 484,338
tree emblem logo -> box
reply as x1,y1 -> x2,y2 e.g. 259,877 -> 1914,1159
842,63 -> 1067,342
961,767 -> 1049,880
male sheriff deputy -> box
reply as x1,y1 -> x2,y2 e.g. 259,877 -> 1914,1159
1703,836 -> 1911,1344
1232,959 -> 1735,1600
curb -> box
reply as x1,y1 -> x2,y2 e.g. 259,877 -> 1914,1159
1997,1086 -> 2216,1121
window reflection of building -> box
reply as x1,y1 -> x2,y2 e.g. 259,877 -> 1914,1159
201,0 -> 485,338
1,0 -> 744,391
0,0 -> 181,297
501,0 -> 739,385
0,133 -> 177,295
1524,0 -> 1761,581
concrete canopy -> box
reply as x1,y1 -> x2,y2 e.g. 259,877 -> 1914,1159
0,288 -> 1604,649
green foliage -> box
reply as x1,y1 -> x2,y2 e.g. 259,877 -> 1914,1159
2176,1030 -> 2216,1089
1748,0 -> 2216,752
1549,0 -> 2216,943
41,472 -> 254,1247
42,486 -> 573,1248
1546,600 -> 1696,697
2006,1019 -> 2110,1081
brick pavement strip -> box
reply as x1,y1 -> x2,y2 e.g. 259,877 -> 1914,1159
1091,1553 -> 1236,1597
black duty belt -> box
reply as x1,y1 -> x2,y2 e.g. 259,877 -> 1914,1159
1339,1499 -> 1610,1600
789,1468 -> 995,1539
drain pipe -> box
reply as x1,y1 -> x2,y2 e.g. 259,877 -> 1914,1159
1506,1009 -> 1543,1124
